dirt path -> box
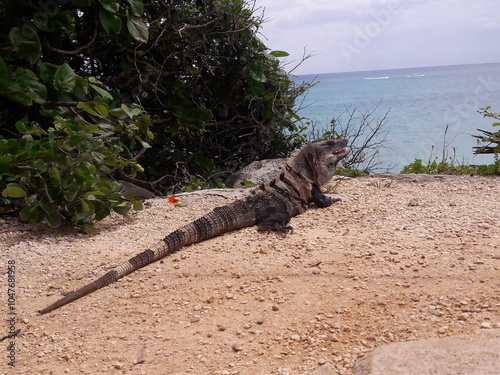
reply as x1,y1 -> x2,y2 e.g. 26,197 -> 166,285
1,175 -> 499,374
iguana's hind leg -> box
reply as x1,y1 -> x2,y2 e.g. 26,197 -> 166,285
256,209 -> 293,235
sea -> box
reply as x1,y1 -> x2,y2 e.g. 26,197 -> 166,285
294,62 -> 500,173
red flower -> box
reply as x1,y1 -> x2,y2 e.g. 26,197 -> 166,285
168,195 -> 179,204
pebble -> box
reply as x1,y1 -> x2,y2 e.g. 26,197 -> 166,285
457,313 -> 469,321
290,334 -> 301,341
480,322 -> 491,329
190,315 -> 200,323
114,362 -> 124,370
231,343 -> 243,352
438,326 -> 448,334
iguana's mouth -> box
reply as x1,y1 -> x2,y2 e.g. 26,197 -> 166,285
333,148 -> 349,156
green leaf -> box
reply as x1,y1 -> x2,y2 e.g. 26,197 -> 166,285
269,50 -> 289,58
99,0 -> 121,13
15,120 -> 28,134
90,83 -> 114,100
121,103 -> 142,118
82,222 -> 99,235
95,103 -> 109,117
99,9 -> 122,34
132,200 -> 143,210
48,167 -> 61,181
20,206 -> 44,224
95,207 -> 111,221
80,199 -> 94,214
0,65 -> 47,106
249,61 -> 266,82
112,202 -> 131,216
127,0 -> 144,15
9,26 -> 42,64
63,186 -> 80,201
44,211 -> 62,228
126,15 -> 148,43
0,156 -> 12,163
2,185 -> 26,198
77,102 -> 98,115
54,63 -> 77,92
84,190 -> 106,197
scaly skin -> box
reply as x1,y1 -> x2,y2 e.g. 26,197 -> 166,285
39,140 -> 350,314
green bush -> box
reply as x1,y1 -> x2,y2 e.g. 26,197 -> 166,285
1,1 -> 309,231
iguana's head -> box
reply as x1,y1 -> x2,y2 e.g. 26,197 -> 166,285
288,139 -> 350,186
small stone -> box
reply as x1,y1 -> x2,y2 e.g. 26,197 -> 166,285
318,358 -> 327,365
480,322 -> 491,329
217,324 -> 226,331
290,334 -> 301,341
190,315 -> 200,323
231,343 -> 243,352
243,323 -> 252,329
438,326 -> 448,334
411,296 -> 420,302
458,313 -> 469,321
255,319 -> 264,325
114,362 -> 124,370
272,305 -> 280,311
408,198 -> 419,206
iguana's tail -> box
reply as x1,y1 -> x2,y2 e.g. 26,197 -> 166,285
39,200 -> 255,314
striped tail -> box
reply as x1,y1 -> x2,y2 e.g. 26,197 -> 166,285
39,200 -> 255,314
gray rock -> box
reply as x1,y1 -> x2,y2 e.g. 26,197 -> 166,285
224,158 -> 287,188
316,363 -> 336,375
119,180 -> 156,200
352,330 -> 500,375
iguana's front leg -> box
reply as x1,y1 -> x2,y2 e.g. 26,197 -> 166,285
311,184 -> 339,208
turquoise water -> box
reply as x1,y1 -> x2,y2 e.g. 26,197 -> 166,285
295,62 -> 500,173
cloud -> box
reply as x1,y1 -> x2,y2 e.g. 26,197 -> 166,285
255,0 -> 500,74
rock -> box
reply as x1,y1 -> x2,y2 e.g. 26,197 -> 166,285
231,343 -> 243,352
119,180 -> 156,200
316,362 -> 336,375
352,331 -> 500,375
224,158 -> 287,188
113,362 -> 124,370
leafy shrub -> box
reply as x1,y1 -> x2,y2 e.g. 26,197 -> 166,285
1,1 -> 309,231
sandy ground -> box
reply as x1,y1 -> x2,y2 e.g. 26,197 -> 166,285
1,174 -> 499,375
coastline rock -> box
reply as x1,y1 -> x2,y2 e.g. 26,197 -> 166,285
352,330 -> 500,375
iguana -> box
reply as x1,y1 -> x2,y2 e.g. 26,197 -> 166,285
39,139 -> 350,314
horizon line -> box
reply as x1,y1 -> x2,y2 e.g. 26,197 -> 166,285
295,61 -> 500,77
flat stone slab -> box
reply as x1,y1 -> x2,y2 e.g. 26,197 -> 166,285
353,330 -> 500,375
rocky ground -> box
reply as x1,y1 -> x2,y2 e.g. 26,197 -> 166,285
1,174 -> 499,374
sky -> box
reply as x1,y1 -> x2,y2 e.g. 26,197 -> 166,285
253,0 -> 500,75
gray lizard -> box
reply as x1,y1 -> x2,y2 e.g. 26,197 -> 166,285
39,139 -> 350,314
